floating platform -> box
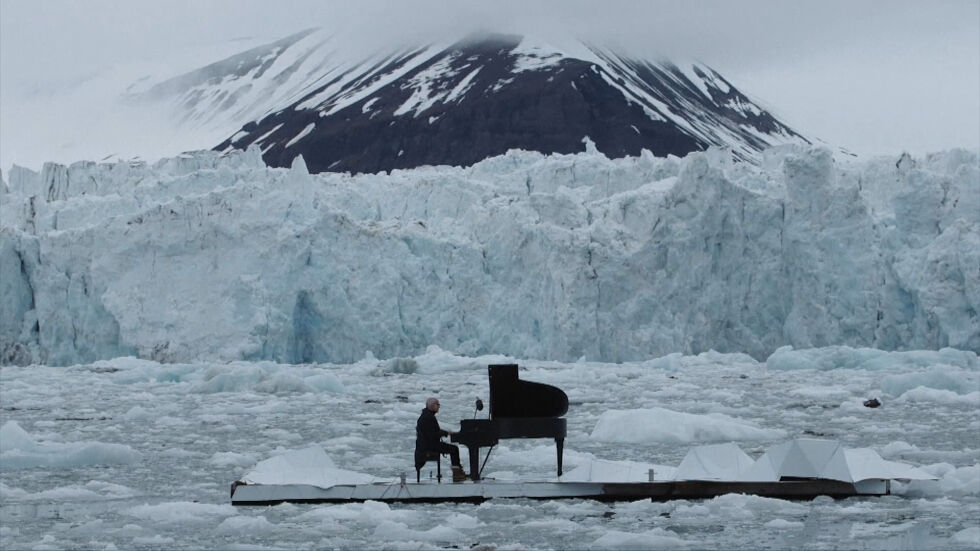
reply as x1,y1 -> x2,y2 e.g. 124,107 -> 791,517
230,439 -> 934,506
230,478 -> 889,506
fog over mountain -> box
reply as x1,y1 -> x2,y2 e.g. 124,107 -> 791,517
2,1 -> 977,169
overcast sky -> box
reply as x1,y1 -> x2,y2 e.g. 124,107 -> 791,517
2,0 -> 978,167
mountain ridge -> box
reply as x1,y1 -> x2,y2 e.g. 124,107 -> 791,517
132,29 -> 810,173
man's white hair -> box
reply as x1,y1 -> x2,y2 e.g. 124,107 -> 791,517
426,397 -> 439,409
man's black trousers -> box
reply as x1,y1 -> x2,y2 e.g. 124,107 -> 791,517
436,442 -> 461,467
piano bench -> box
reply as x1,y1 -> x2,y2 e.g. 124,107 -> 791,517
416,452 -> 442,483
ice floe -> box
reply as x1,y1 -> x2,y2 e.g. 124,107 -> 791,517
0,421 -> 140,470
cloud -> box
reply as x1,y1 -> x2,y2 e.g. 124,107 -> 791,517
1,0 -> 977,167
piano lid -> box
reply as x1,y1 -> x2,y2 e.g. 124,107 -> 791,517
488,364 -> 568,419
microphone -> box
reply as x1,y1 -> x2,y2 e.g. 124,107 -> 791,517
473,398 -> 484,418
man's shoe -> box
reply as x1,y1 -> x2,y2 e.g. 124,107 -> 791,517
451,466 -> 468,483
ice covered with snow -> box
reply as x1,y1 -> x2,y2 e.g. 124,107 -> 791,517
592,528 -> 692,549
0,420 -> 140,470
953,527 -> 980,548
591,407 -> 785,444
127,501 -> 237,524
3,145 -> 977,367
766,346 -> 978,373
241,446 -> 382,487
895,463 -> 980,498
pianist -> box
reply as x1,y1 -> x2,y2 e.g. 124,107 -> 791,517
415,397 -> 469,482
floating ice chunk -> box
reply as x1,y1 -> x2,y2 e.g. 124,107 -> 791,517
0,420 -> 35,452
111,361 -> 199,384
703,493 -> 808,516
894,463 -> 977,498
215,515 -> 275,534
241,446 -> 380,487
767,347 -> 979,372
127,502 -> 237,523
444,512 -> 480,529
303,373 -> 344,392
765,519 -> 804,529
410,345 -> 511,374
190,364 -> 343,394
522,518 -> 582,531
209,451 -> 255,468
89,356 -> 163,371
0,421 -> 140,470
373,520 -> 463,542
592,528 -> 692,549
881,369 -> 978,395
788,385 -> 853,401
31,486 -> 103,501
940,464 -> 980,496
590,408 -> 784,444
896,387 -> 980,406
374,357 -> 419,375
0,480 -> 136,502
878,440 -> 920,458
0,482 -> 27,499
121,406 -> 154,420
31,535 -> 60,549
952,527 -> 980,547
253,373 -> 316,394
133,535 -> 176,546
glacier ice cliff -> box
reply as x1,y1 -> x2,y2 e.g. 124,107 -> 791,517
1,145 -> 977,366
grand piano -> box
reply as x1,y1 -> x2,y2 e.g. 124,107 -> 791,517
450,364 -> 568,481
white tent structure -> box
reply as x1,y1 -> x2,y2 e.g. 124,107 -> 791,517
561,458 -> 677,482
673,443 -> 756,481
840,447 -> 936,483
738,438 -> 935,484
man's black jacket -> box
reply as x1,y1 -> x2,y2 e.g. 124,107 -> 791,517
415,408 -> 448,468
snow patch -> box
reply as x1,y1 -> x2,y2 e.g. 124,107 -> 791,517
284,123 -> 315,149
511,39 -> 566,73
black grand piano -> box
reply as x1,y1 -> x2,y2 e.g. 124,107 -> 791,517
450,364 -> 568,481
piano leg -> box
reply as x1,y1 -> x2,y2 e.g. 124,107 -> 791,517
556,437 -> 564,477
467,446 -> 482,482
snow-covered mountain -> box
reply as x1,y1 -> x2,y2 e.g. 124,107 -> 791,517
2,145 -> 976,366
132,29 -> 809,173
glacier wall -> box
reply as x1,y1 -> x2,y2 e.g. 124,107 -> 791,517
1,145 -> 977,366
